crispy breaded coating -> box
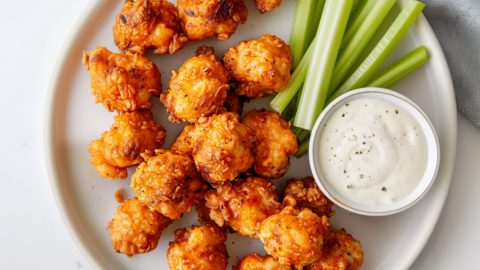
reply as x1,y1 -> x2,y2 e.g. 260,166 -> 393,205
234,253 -> 291,270
258,199 -> 330,269
83,47 -> 162,112
108,197 -> 171,256
89,111 -> 166,179
160,50 -> 230,123
190,112 -> 255,185
171,124 -> 195,156
177,0 -> 248,41
113,0 -> 187,54
307,229 -> 364,270
283,177 -> 334,218
167,225 -> 228,270
204,177 -> 281,238
130,149 -> 206,219
255,0 -> 282,13
242,110 -> 298,178
224,34 -> 292,99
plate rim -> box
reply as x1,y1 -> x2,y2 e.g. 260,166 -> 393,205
44,1 -> 458,269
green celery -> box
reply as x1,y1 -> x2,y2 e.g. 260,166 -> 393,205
342,0 -> 377,46
295,139 -> 310,158
289,0 -> 318,68
270,42 -> 314,114
328,0 -> 425,102
367,46 -> 429,87
294,0 -> 353,130
306,0 -> 326,46
329,0 -> 396,92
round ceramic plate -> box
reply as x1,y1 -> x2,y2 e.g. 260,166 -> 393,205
45,1 -> 457,269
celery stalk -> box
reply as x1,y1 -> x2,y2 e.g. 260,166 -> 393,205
342,0 -> 377,47
306,0 -> 326,46
294,0 -> 353,130
295,139 -> 309,158
328,0 -> 425,102
290,0 -> 318,68
367,46 -> 429,87
329,0 -> 396,92
292,126 -> 310,142
270,42 -> 314,113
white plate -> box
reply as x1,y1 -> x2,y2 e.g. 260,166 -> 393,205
45,1 -> 457,269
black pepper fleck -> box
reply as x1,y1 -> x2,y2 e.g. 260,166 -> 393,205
382,186 -> 387,192
120,14 -> 127,24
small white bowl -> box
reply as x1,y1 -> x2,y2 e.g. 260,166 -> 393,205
309,87 -> 440,216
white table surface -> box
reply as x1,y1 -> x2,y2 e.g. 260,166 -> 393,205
1,1 -> 479,269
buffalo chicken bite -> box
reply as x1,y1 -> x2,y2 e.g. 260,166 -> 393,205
108,197 -> 171,256
306,229 -> 364,270
242,110 -> 298,178
89,110 -> 165,179
234,253 -> 292,270
161,48 -> 230,123
83,47 -> 162,112
113,0 -> 187,54
224,34 -> 292,99
190,112 -> 255,185
255,0 -> 282,14
283,177 -> 335,218
204,176 -> 281,238
177,0 -> 248,41
258,198 -> 330,269
167,225 -> 228,270
130,149 -> 206,219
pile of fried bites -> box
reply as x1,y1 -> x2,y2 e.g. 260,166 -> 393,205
82,0 -> 364,269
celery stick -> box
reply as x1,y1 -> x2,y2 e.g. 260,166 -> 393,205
306,0 -> 326,46
328,0 -> 425,102
352,0 -> 363,11
342,0 -> 377,47
292,126 -> 309,142
329,0 -> 397,92
294,0 -> 353,130
367,46 -> 429,87
270,42 -> 314,113
290,0 -> 317,68
295,139 -> 309,158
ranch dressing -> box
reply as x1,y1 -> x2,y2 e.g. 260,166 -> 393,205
319,97 -> 428,205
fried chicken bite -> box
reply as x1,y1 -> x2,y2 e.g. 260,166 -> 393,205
242,110 -> 298,178
167,225 -> 228,270
113,0 -> 187,54
255,0 -> 282,13
224,34 -> 292,99
89,111 -> 166,179
204,176 -> 281,238
307,229 -> 364,270
160,48 -> 230,123
258,198 -> 330,269
108,197 -> 171,256
177,0 -> 248,41
130,149 -> 206,219
234,253 -> 291,270
190,112 -> 255,185
83,47 -> 162,112
283,177 -> 334,218
171,124 -> 195,156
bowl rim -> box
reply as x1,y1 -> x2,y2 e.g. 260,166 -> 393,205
309,87 -> 441,216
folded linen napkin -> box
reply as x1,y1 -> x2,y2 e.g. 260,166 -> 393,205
423,0 -> 480,126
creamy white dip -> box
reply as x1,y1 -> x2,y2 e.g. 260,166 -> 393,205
319,97 -> 428,205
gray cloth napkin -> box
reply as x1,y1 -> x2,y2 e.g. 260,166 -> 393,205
422,0 -> 480,126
